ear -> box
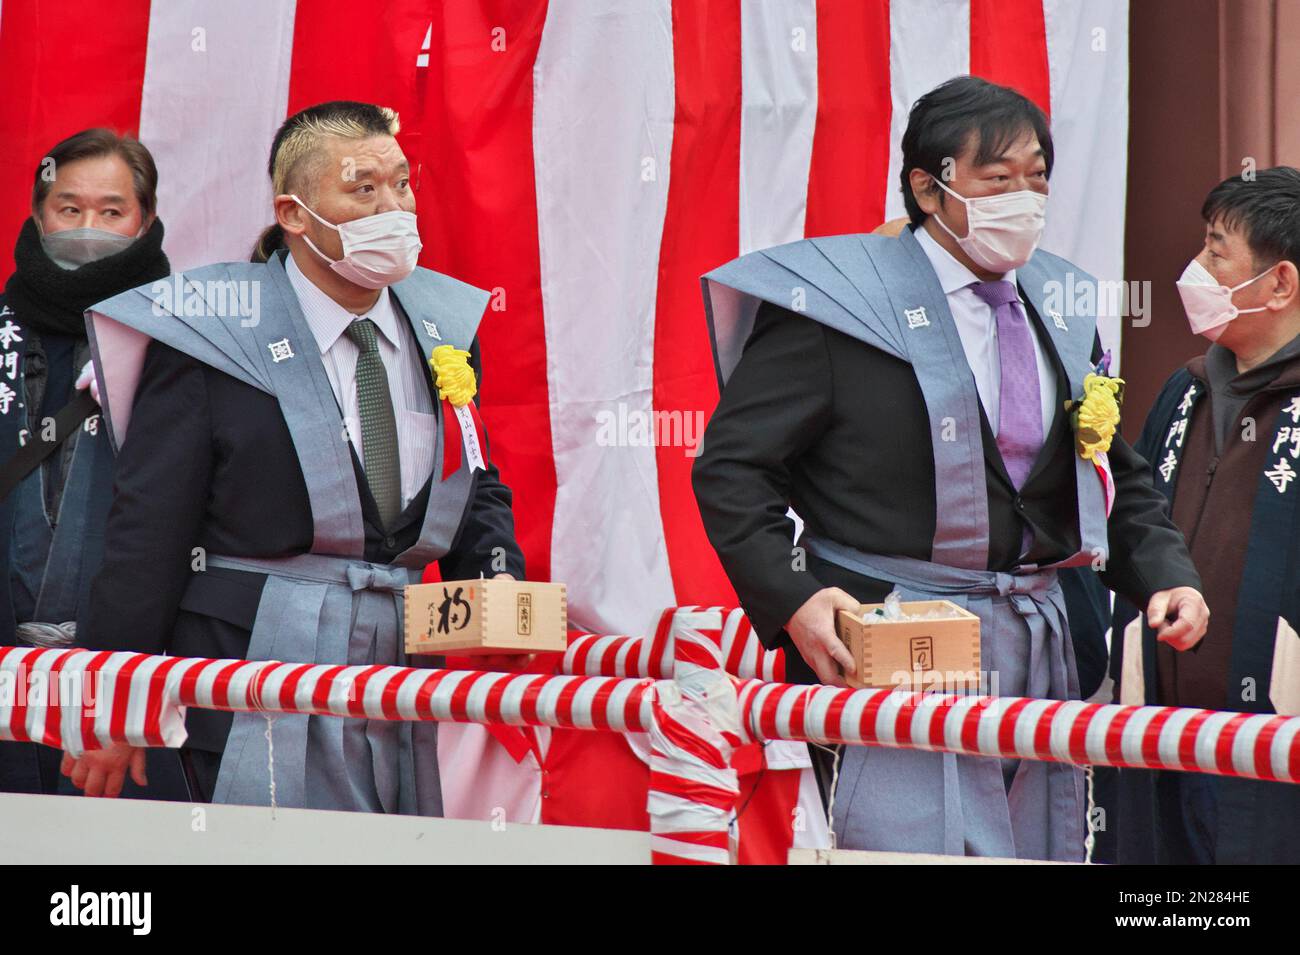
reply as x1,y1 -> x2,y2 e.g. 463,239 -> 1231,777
275,194 -> 308,236
1270,260 -> 1300,311
909,168 -> 941,218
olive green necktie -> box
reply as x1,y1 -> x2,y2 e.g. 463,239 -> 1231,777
344,318 -> 401,529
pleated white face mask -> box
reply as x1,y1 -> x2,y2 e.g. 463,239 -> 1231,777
1176,257 -> 1275,342
931,178 -> 1048,273
292,195 -> 422,289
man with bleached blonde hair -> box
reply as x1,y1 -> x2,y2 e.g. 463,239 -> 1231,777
61,101 -> 524,811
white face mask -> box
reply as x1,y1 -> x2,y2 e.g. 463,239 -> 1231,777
291,196 -> 422,290
1175,257 -> 1274,342
39,223 -> 141,270
930,178 -> 1048,273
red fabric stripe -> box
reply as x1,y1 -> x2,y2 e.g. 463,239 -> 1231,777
1140,707 -> 1175,768
805,0 -> 891,235
141,656 -> 184,747
969,0 -> 1052,117
652,828 -> 731,850
624,680 -> 651,734
78,652 -> 113,750
725,618 -> 750,676
656,710 -> 729,769
308,665 -> 346,716
1027,699 -> 1065,761
447,670 -> 487,723
996,697 -> 1033,757
1176,710 -> 1212,772
569,634 -> 597,675
276,664 -> 313,712
1213,712 -> 1250,776
10,649 -> 42,743
379,670 -> 406,723
0,0 -> 151,281
651,0 -> 741,608
1103,706 -> 1136,765
554,674 -> 582,728
854,688 -> 889,746
599,637 -> 626,678
285,0 -> 428,169
648,769 -> 736,810
674,638 -> 722,671
651,851 -> 722,866
586,678 -> 619,732
1066,703 -> 1102,764
421,1 -> 556,584
345,665 -> 385,718
651,610 -> 677,678
107,653 -> 147,743
40,650 -> 78,748
1254,716 -> 1296,783
441,397 -> 462,480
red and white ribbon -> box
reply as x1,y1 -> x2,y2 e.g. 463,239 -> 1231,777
563,606 -> 783,681
647,627 -> 742,864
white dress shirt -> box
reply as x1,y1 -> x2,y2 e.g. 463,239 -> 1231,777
914,225 -> 1056,438
286,252 -> 435,508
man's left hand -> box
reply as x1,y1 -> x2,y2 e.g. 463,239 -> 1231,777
1147,587 -> 1209,651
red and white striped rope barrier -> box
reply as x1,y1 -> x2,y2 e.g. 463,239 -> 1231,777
3,645 -> 1296,784
563,607 -> 783,681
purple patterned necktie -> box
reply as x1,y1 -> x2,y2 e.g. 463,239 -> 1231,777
969,280 -> 1042,489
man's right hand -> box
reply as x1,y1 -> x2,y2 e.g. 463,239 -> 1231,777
61,741 -> 147,798
786,587 -> 860,687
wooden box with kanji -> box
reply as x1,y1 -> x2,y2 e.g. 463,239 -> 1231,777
404,578 -> 568,654
835,600 -> 981,692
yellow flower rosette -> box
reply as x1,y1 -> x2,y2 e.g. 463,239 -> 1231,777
429,344 -> 477,408
1072,372 -> 1124,462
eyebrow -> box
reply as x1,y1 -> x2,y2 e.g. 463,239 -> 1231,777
52,191 -> 128,204
1207,229 -> 1226,242
976,147 -> 1046,168
348,160 -> 410,181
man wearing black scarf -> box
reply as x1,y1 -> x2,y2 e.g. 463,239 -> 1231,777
0,129 -> 170,795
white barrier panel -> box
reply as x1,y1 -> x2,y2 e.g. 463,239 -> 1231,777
789,848 -> 1076,866
0,794 -> 648,865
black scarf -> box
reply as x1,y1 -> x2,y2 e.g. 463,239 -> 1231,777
3,217 -> 171,338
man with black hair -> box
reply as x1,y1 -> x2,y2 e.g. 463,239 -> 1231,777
60,101 -> 524,811
1111,166 -> 1300,864
693,76 -> 1206,860
0,129 -> 172,796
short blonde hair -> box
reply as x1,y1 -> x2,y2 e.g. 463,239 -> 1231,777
269,101 -> 400,198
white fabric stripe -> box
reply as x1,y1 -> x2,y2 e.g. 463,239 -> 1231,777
1193,710 -> 1238,773
739,0 -> 819,253
1119,705 -> 1160,767
648,833 -> 729,863
1042,0 -> 1130,364
1270,719 -> 1299,783
1230,716 -> 1262,779
532,0 -> 677,633
883,0 -> 971,221
1157,707 -> 1200,770
1048,700 -> 1089,762
138,0 -> 296,272
1082,704 -> 1119,763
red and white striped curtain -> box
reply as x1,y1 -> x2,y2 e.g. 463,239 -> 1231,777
0,0 -> 1129,638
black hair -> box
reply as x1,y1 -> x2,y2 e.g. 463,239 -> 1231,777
900,75 -> 1054,226
1200,166 -> 1300,272
34,128 -> 159,217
